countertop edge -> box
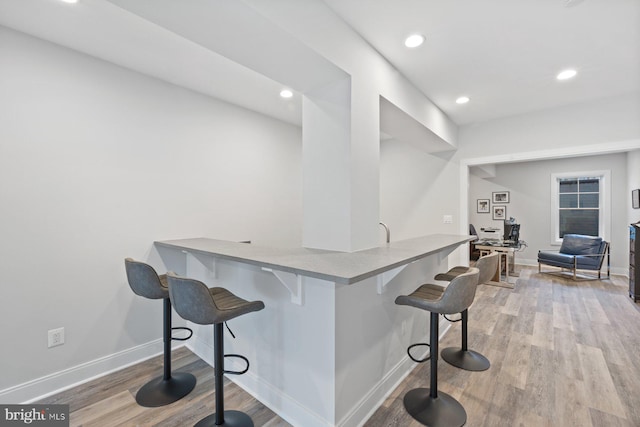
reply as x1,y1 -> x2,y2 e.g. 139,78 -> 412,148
154,235 -> 473,285
154,240 -> 345,283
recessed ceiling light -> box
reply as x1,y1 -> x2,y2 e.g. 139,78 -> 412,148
557,69 -> 577,80
59,0 -> 79,3
456,96 -> 470,104
404,34 -> 425,48
279,89 -> 293,99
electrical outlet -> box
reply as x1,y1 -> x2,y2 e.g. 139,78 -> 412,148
48,327 -> 65,348
443,215 -> 453,224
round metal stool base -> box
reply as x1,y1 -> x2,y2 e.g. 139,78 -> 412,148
135,372 -> 197,407
441,347 -> 490,371
404,388 -> 466,427
195,410 -> 254,427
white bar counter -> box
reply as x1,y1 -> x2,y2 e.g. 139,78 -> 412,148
155,234 -> 472,427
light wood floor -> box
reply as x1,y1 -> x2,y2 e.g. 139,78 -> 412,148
39,267 -> 640,426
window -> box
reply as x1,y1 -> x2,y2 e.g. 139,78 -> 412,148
551,171 -> 610,243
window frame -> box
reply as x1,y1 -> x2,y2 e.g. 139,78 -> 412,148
550,170 -> 610,245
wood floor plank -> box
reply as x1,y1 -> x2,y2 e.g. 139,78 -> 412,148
534,280 -> 554,315
582,296 -> 611,325
497,330 -> 532,390
512,410 -> 554,427
576,343 -> 627,418
501,290 -> 524,316
69,390 -> 143,427
531,312 -> 554,350
524,345 -> 555,419
607,361 -> 640,425
552,325 -> 583,381
554,374 -> 591,427
588,408 -> 636,427
552,301 -> 574,331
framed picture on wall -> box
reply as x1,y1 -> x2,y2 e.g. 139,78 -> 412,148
633,189 -> 640,209
493,205 -> 507,220
492,191 -> 510,204
477,199 -> 490,213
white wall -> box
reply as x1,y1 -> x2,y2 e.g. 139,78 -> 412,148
379,139 -> 459,243
0,26 -> 302,398
468,154 -> 628,273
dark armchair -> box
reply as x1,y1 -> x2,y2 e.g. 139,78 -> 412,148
537,234 -> 610,280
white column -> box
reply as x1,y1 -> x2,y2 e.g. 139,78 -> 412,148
302,77 -> 380,252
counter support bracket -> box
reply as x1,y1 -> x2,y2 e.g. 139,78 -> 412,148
262,268 -> 303,305
183,250 -> 217,281
377,265 -> 407,294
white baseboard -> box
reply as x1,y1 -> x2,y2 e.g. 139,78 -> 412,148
0,339 -> 168,404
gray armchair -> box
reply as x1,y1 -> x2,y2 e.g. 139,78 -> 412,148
537,234 -> 610,280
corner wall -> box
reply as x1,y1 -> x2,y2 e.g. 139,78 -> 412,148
0,26 -> 302,400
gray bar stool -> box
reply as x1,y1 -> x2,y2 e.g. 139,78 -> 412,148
434,252 -> 499,372
124,258 -> 197,407
166,272 -> 265,427
395,268 -> 479,427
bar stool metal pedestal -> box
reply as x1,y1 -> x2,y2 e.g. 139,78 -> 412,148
434,252 -> 499,372
395,268 -> 480,427
167,272 -> 265,427
124,258 -> 197,407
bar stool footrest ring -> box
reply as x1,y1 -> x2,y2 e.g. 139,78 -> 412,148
443,314 -> 463,323
224,354 -> 250,375
407,343 -> 431,363
171,326 -> 193,341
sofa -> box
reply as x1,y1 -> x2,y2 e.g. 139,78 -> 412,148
537,234 -> 610,280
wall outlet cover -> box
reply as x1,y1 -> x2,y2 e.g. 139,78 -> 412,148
48,327 -> 65,348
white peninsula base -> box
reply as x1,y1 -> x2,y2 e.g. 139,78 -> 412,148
155,235 -> 471,427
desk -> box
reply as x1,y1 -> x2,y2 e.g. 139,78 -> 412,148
474,243 -> 518,288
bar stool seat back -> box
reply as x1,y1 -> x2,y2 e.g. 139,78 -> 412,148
397,267 -> 480,315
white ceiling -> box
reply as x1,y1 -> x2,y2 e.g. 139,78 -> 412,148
324,0 -> 640,125
0,0 -> 638,128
